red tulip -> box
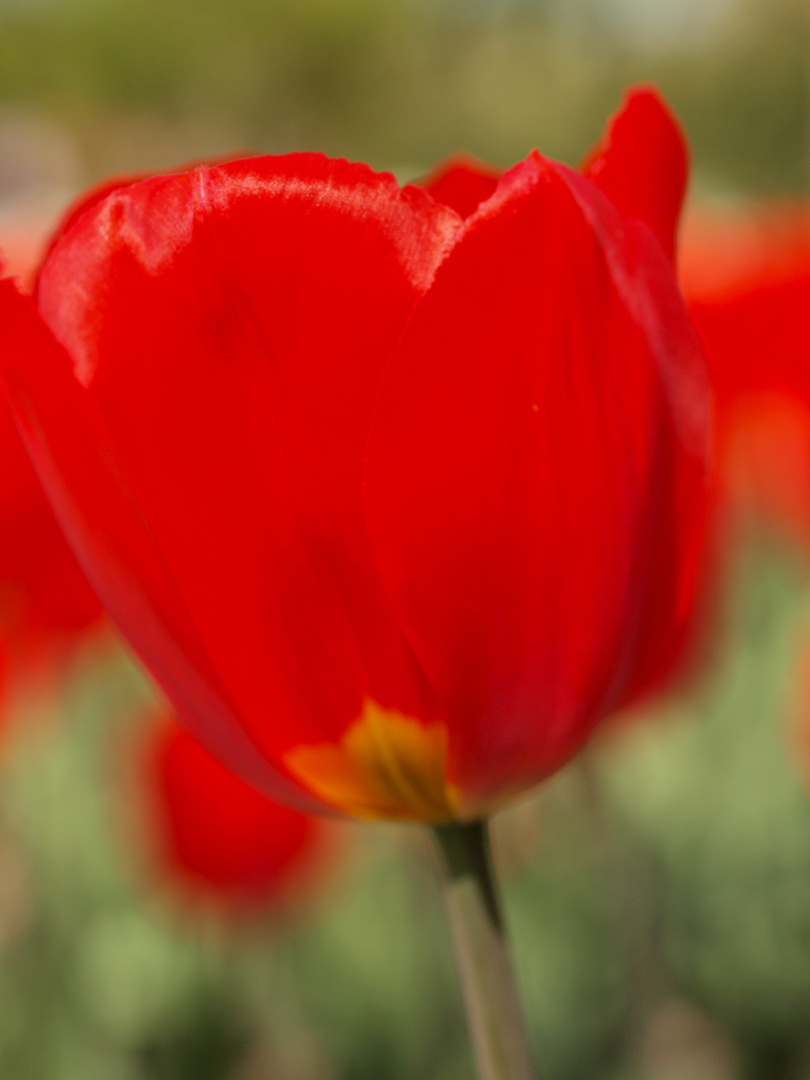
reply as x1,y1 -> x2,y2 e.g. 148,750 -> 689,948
681,207 -> 810,543
0,240 -> 99,667
0,87 -> 709,822
140,714 -> 327,913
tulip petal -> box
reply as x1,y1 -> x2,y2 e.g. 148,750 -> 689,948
33,154 -> 247,287
32,174 -> 145,292
0,277 -> 314,805
365,153 -> 709,804
419,156 -> 501,220
582,86 -> 688,262
28,154 -> 461,786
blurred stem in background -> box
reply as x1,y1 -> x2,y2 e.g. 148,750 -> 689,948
433,820 -> 534,1080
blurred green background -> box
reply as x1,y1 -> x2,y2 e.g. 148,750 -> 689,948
0,0 -> 807,197
2,1 -> 810,1078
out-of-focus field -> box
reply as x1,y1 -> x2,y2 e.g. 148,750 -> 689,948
2,1 -> 810,1078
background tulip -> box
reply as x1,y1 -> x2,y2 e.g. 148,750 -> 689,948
0,399 -> 100,661
138,714 -> 329,916
681,208 -> 810,547
0,248 -> 100,712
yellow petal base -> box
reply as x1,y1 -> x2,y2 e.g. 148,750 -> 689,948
283,699 -> 462,822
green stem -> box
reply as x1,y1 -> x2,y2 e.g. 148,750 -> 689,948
432,820 -> 534,1080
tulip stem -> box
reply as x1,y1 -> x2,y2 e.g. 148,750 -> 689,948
432,820 -> 534,1080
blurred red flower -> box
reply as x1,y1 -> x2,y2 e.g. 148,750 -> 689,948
0,87 -> 710,821
140,714 -> 328,915
681,207 -> 810,545
0,240 -> 100,682
0,394 -> 100,656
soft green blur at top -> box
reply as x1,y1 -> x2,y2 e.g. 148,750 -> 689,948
0,0 -> 806,193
